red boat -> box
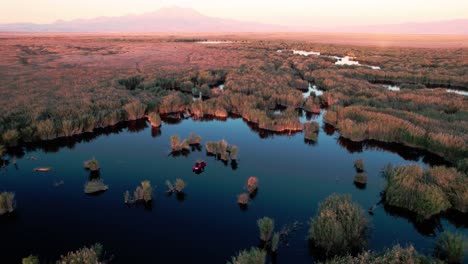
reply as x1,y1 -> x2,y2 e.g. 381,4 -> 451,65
192,160 -> 207,172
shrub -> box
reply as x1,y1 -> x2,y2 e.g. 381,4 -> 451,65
147,112 -> 161,127
175,178 -> 186,193
354,173 -> 367,185
383,164 -> 452,219
257,217 -> 275,242
22,255 -> 40,264
354,158 -> 364,172
0,192 -> 15,215
247,177 -> 259,195
271,232 -> 280,253
84,158 -> 100,171
434,232 -> 466,264
321,245 -> 431,264
205,140 -> 239,161
57,243 -> 104,264
237,193 -> 249,205
309,194 -> 369,257
84,179 -> 109,194
188,132 -> 202,145
227,247 -> 266,264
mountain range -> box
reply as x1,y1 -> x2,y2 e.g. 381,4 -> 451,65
0,6 -> 466,34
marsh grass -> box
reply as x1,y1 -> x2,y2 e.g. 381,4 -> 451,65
434,232 -> 466,264
354,158 -> 365,172
170,135 -> 190,152
0,191 -> 16,215
188,132 -> 202,145
227,247 -> 266,264
257,217 -> 275,242
126,180 -> 153,204
147,112 -> 161,127
271,232 -> 280,253
175,178 -> 186,193
247,177 -> 259,195
309,194 -> 369,257
354,173 -> 367,185
205,140 -> 239,161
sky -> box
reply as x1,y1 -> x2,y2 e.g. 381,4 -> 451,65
1,0 -> 467,26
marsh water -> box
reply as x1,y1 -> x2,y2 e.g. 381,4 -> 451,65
0,113 -> 466,263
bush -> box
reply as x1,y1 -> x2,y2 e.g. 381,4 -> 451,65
434,232 -> 466,264
0,192 -> 15,215
22,255 -> 40,264
147,112 -> 161,127
84,179 -> 109,194
227,247 -> 266,264
84,158 -> 100,171
354,158 -> 364,172
175,178 -> 186,193
237,193 -> 249,205
309,194 -> 369,257
257,217 -> 275,242
383,164 -> 454,219
321,245 -> 432,264
247,177 -> 259,195
57,243 -> 104,264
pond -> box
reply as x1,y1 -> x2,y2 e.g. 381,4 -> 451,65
0,113 -> 466,263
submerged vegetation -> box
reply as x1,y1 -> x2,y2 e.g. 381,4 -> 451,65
309,194 -> 369,257
0,191 -> 15,215
383,164 -> 467,219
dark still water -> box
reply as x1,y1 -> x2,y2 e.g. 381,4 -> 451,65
0,113 -> 466,263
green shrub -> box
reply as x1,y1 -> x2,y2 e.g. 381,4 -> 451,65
309,194 -> 369,257
271,232 -> 280,253
0,192 -> 15,215
257,217 -> 275,242
57,243 -> 104,264
22,255 -> 40,264
84,158 -> 100,171
434,232 -> 466,264
227,247 -> 266,264
383,164 -> 453,219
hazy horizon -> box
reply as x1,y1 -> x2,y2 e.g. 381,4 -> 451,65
2,0 -> 467,27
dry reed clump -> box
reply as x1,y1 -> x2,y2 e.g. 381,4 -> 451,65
205,140 -> 239,161
227,247 -> 266,264
304,122 -> 320,141
188,132 -> 202,145
124,180 -> 153,204
174,178 -> 186,193
84,179 -> 109,194
247,177 -> 259,195
0,192 -> 16,215
147,112 -> 161,127
170,135 -> 190,152
309,194 -> 369,257
271,233 -> 280,253
383,164 -> 466,219
165,180 -> 175,193
124,101 -> 146,121
237,193 -> 250,205
354,158 -> 365,172
83,158 -> 100,171
354,173 -> 367,185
